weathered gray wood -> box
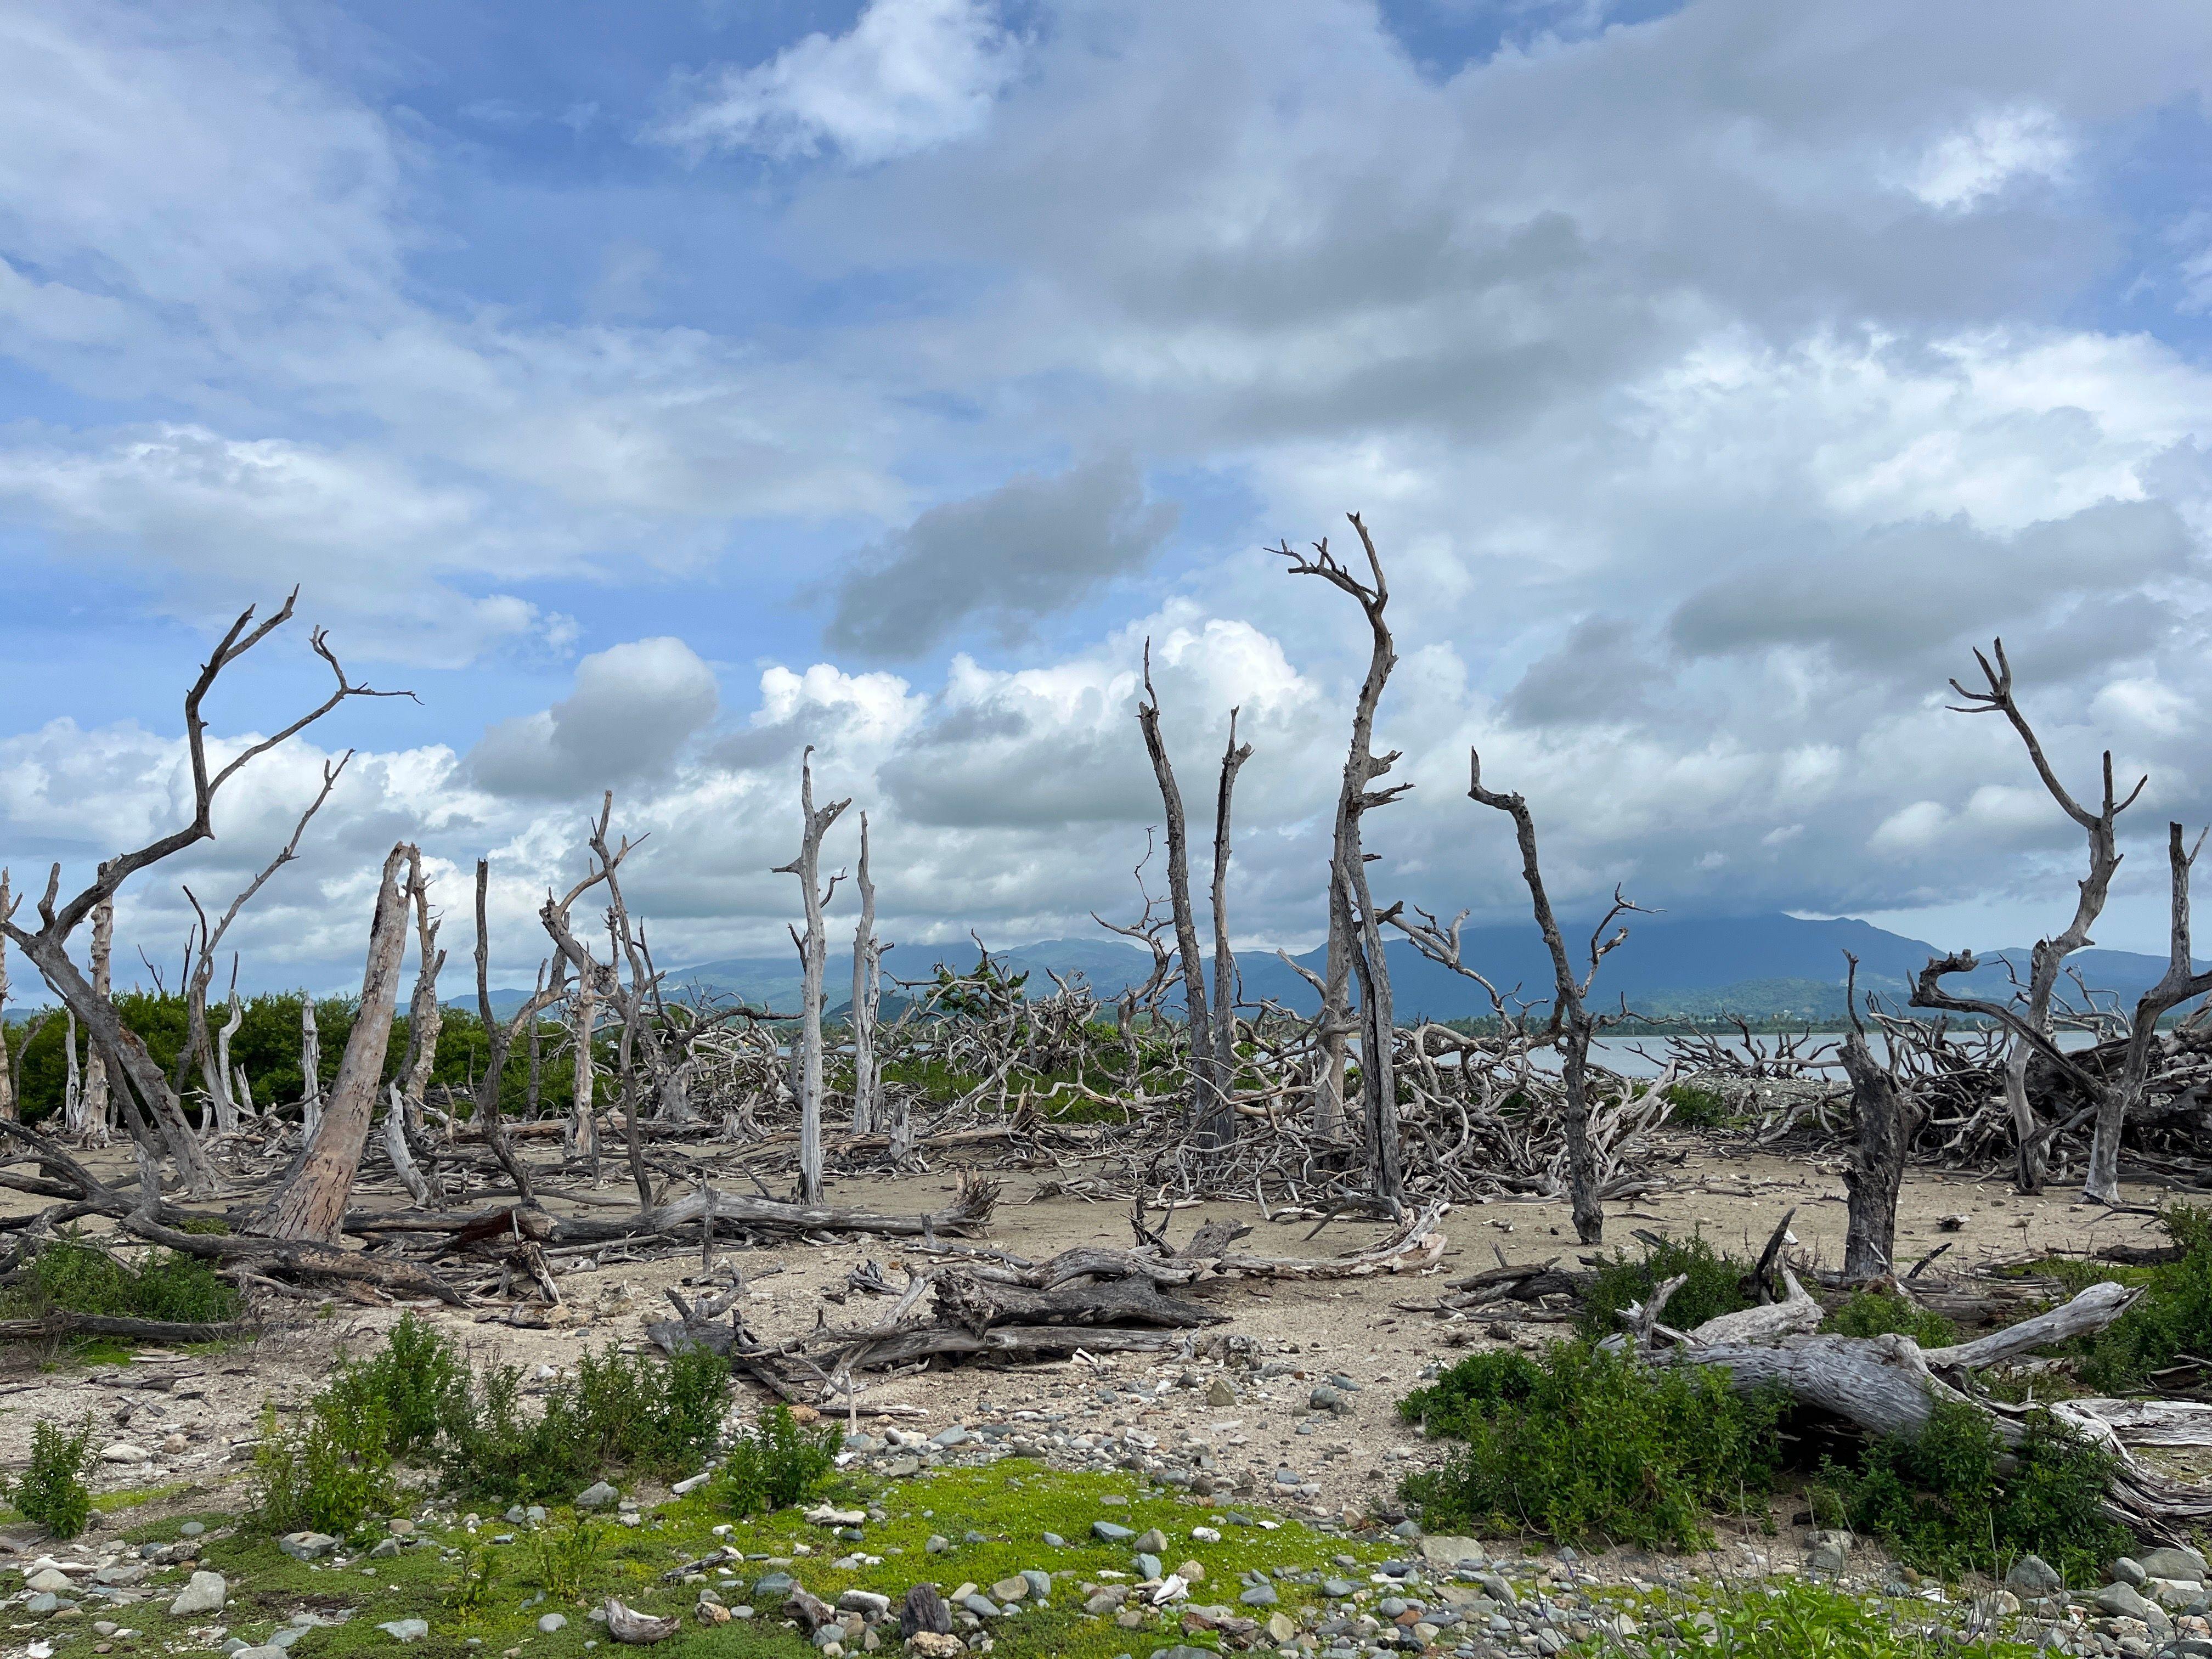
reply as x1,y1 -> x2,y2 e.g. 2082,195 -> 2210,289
253,844 -> 416,1242
775,749 -> 850,1205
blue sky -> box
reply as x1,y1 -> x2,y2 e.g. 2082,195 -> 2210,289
4,0 -> 2212,992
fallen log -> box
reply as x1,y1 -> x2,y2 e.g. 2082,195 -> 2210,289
0,1311 -> 252,1344
932,1272 -> 1223,1334
1635,1276 -> 2212,1542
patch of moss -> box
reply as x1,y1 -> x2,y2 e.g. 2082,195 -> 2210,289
98,1461 -> 1390,1659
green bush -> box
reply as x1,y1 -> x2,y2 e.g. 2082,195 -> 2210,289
1397,1342 -> 1785,1549
719,1405 -> 842,1517
1576,1231 -> 1756,1341
2049,1205 -> 2212,1392
21,1237 -> 239,1325
1821,1290 -> 1958,1348
339,1312 -> 468,1455
1810,1399 -> 2126,1583
436,1342 -> 731,1501
251,1389 -> 394,1538
1662,1082 -> 1732,1130
14,1419 -> 94,1539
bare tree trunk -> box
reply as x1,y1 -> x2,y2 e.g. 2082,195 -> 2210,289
568,967 -> 599,1164
850,814 -> 880,1136
776,749 -> 851,1205
2086,823 -> 2212,1203
299,993 -> 320,1127
1469,752 -> 1638,1245
1278,517 -> 1410,1200
1946,641 -> 2136,1194
471,859 -> 544,1207
1208,712 -> 1252,1145
254,844 -> 417,1242
0,871 -> 13,1124
83,900 -> 112,1135
63,1010 -> 82,1137
211,994 -> 243,1133
1136,644 -> 1220,1141
1838,960 -> 1921,1278
399,883 -> 446,1138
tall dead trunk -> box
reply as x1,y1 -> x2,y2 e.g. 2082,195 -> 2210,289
1469,752 -> 1637,1246
850,814 -> 882,1136
211,992 -> 243,1132
471,859 -> 544,1207
299,994 -> 320,1127
775,749 -> 850,1205
82,900 -> 112,1135
1278,516 -> 1410,1200
0,871 -> 13,1124
255,843 -> 417,1242
568,964 -> 599,1164
398,884 -> 446,1137
1136,645 -> 1222,1143
2087,823 -> 2212,1203
1838,958 -> 1922,1278
1945,641 -> 2136,1194
63,1009 -> 82,1136
1207,712 -> 1252,1144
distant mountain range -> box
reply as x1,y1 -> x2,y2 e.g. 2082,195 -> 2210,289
458,913 -> 2205,1026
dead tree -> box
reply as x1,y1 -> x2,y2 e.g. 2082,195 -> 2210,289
252,844 -> 421,1241
470,857 -> 552,1207
299,992 -> 321,1131
0,870 -> 13,1124
567,937 -> 600,1163
81,900 -> 114,1138
1208,710 -> 1253,1140
1277,515 -> 1410,1198
850,813 -> 884,1136
535,795 -> 642,1177
775,749 -> 850,1205
182,754 -> 349,1137
1135,642 -> 1223,1142
1468,750 -> 1638,1244
397,870 -> 447,1136
0,593 -> 399,1194
1837,955 -> 1922,1278
1946,639 -> 2141,1192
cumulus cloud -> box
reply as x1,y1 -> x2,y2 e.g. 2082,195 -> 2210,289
826,455 -> 1177,656
653,0 -> 1021,165
469,639 -> 721,798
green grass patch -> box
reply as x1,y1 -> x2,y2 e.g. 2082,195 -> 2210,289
96,1458 -> 1391,1659
1600,1577 -> 2046,1657
1397,1342 -> 1786,1550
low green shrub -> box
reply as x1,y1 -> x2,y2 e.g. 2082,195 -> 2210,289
530,1513 -> 606,1601
14,1419 -> 94,1539
1821,1290 -> 1958,1348
251,1387 -> 394,1538
20,1236 -> 239,1325
1809,1399 -> 2126,1583
1662,1082 -> 1732,1130
339,1311 -> 468,1455
438,1343 -> 732,1500
1397,1342 -> 1785,1549
1576,1231 -> 1756,1341
719,1404 -> 842,1516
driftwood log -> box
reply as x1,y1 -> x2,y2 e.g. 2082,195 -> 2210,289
1637,1274 -> 2212,1541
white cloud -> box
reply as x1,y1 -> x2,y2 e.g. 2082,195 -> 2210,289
654,0 -> 1021,166
1905,107 -> 2073,211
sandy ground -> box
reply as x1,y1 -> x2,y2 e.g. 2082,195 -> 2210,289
0,1132 -> 2179,1576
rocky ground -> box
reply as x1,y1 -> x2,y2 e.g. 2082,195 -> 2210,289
0,1139 -> 2193,1659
